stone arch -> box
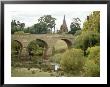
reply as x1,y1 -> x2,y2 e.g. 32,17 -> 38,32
61,39 -> 72,48
36,39 -> 48,59
36,39 -> 48,48
12,40 -> 23,48
52,39 -> 72,54
11,40 -> 23,58
27,39 -> 49,60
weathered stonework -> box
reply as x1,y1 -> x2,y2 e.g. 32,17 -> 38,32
12,34 -> 74,59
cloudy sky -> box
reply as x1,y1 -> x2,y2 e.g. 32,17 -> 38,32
9,4 -> 99,31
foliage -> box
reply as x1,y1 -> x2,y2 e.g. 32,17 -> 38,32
86,46 -> 100,62
38,15 -> 56,33
74,30 -> 82,36
34,22 -> 48,34
60,48 -> 84,75
27,40 -> 44,57
11,40 -> 22,56
69,18 -> 81,35
83,11 -> 100,32
50,53 -> 62,64
12,15 -> 56,34
74,31 -> 100,55
11,20 -> 25,34
83,46 -> 100,77
14,31 -> 25,34
83,59 -> 100,77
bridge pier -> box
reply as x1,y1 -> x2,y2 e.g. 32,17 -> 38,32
20,47 -> 29,59
46,47 -> 54,57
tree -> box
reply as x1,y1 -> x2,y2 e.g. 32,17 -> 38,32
20,23 -> 25,31
83,11 -> 100,32
69,18 -> 81,35
83,46 -> 100,76
27,40 -> 45,60
38,15 -> 56,33
11,20 -> 25,34
33,22 -> 48,34
11,20 -> 17,34
60,48 -> 84,76
74,31 -> 100,56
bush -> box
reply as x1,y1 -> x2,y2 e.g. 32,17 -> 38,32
74,31 -> 100,55
74,30 -> 82,36
14,31 -> 24,34
32,70 -> 36,74
50,53 -> 62,63
60,48 -> 84,76
83,59 -> 100,77
83,46 -> 100,77
86,46 -> 100,63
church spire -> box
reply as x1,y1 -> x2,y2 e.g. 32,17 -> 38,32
60,15 -> 68,33
63,15 -> 66,25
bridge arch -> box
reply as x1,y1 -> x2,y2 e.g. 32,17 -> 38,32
27,39 -> 49,59
36,39 -> 48,59
11,40 -> 23,50
11,40 -> 23,58
36,39 -> 48,48
61,39 -> 72,48
12,40 -> 23,48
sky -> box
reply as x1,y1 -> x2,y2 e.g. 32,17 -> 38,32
9,4 -> 96,31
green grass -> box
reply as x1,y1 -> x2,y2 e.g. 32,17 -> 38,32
11,67 -> 52,77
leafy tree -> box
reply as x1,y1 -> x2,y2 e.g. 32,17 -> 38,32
69,18 -> 81,35
27,41 -> 43,55
24,27 -> 30,33
20,23 -> 25,31
86,46 -> 100,64
74,30 -> 82,36
83,11 -> 100,32
33,22 -> 48,34
11,20 -> 25,34
38,15 -> 56,33
60,48 -> 84,76
74,31 -> 100,56
27,40 -> 45,60
83,46 -> 100,76
11,20 -> 17,34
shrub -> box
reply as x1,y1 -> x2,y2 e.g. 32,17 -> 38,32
83,46 -> 100,77
50,53 -> 62,63
74,31 -> 100,55
74,30 -> 82,36
83,59 -> 100,77
86,46 -> 100,64
32,70 -> 36,74
60,48 -> 84,76
14,31 -> 24,34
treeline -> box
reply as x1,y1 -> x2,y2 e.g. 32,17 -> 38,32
11,15 -> 81,34
11,15 -> 56,34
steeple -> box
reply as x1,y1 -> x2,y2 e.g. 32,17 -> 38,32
63,15 -> 66,26
60,15 -> 68,33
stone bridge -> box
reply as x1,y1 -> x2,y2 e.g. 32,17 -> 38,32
11,34 -> 74,59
